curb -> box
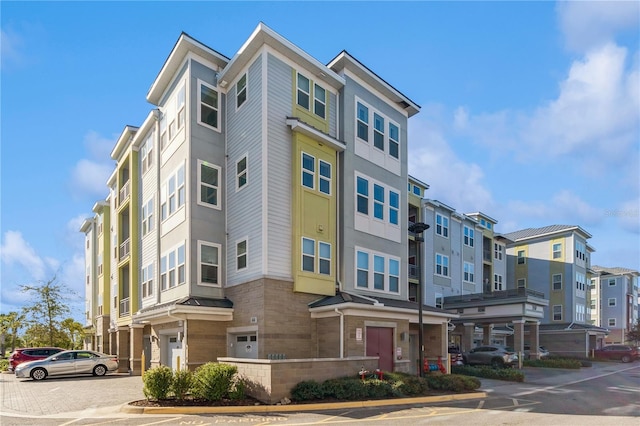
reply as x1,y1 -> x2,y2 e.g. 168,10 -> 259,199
120,391 -> 487,415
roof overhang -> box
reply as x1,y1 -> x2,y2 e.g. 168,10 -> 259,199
218,23 -> 345,91
328,51 -> 420,117
286,117 -> 346,152
110,125 -> 139,160
134,304 -> 233,325
310,301 -> 457,323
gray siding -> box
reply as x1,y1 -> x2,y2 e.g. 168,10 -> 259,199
226,55 -> 264,286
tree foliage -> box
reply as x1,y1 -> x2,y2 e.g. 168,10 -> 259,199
0,311 -> 25,356
627,318 -> 640,346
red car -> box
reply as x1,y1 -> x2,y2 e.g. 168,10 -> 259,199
593,345 -> 639,363
8,347 -> 65,371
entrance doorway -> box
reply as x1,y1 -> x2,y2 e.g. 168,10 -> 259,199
366,327 -> 394,371
233,334 -> 258,359
167,336 -> 182,370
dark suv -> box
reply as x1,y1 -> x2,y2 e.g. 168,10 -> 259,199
593,345 -> 639,363
8,347 -> 64,371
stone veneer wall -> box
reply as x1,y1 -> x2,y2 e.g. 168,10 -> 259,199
219,356 -> 379,404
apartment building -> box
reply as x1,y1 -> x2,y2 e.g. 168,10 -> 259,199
81,24 -> 455,377
504,225 -> 608,356
590,266 -> 640,345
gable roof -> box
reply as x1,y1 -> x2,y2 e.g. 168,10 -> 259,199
503,225 -> 592,242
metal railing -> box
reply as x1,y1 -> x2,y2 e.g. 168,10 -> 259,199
119,180 -> 130,206
119,238 -> 130,260
119,297 -> 130,317
444,288 -> 545,304
408,264 -> 419,279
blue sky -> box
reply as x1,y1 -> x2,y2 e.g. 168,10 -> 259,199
1,1 -> 639,321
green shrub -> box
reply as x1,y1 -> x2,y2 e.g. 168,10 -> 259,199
228,374 -> 246,400
322,377 -> 369,400
425,373 -> 482,391
192,362 -> 238,401
291,380 -> 325,401
523,358 -> 582,369
171,369 -> 193,400
451,365 -> 524,382
0,359 -> 9,372
143,365 -> 174,400
363,378 -> 395,398
385,372 -> 429,396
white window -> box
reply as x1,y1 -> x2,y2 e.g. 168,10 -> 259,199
389,191 -> 399,225
160,115 -> 168,150
373,113 -> 384,151
517,250 -> 526,264
198,161 -> 220,209
553,242 -> 562,259
356,176 -> 369,214
161,164 -> 186,221
464,226 -> 474,247
319,242 -> 331,275
436,214 -> 449,238
355,98 -> 401,162
314,83 -> 325,119
494,274 -> 503,291
297,73 -> 310,110
373,184 -> 384,220
198,80 -> 220,131
355,248 -> 400,294
141,131 -> 154,174
494,243 -> 503,260
389,123 -> 399,159
141,263 -> 154,298
436,253 -> 449,277
435,293 -> 443,309
236,73 -> 247,109
464,262 -> 474,282
553,304 -> 562,321
608,318 -> 616,327
236,155 -> 248,191
161,244 -> 185,290
356,102 -> 369,142
608,278 -> 616,286
199,241 -> 220,286
412,185 -> 421,196
517,278 -> 526,288
302,237 -> 315,272
177,85 -> 185,130
608,298 -> 616,307
141,198 -> 154,236
236,239 -> 247,271
553,274 -> 562,290
576,272 -> 586,293
355,173 -> 400,229
319,160 -> 331,195
302,238 -> 331,275
302,153 -> 315,189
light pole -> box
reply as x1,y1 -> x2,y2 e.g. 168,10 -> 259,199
409,222 -> 429,377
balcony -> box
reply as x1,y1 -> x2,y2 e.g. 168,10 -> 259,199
408,264 -> 419,280
119,238 -> 130,261
483,250 -> 492,262
119,180 -> 130,206
119,297 -> 130,317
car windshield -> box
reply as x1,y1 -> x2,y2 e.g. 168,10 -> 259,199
504,347 -> 514,352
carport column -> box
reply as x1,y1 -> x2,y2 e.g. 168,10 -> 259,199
530,321 -> 540,360
482,324 -> 493,345
512,320 -> 525,362
462,322 -> 475,352
116,326 -> 130,373
130,324 -> 144,376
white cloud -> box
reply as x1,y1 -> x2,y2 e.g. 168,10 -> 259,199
0,231 -> 47,281
0,28 -> 26,70
505,190 -> 602,228
408,110 -> 494,214
557,0 -> 640,53
611,198 -> 640,233
69,131 -> 115,200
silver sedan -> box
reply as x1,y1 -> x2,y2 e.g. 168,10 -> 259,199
15,350 -> 119,381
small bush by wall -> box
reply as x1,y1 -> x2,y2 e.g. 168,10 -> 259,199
143,366 -> 174,400
192,362 -> 238,401
171,369 -> 193,400
523,358 -> 582,369
451,365 -> 525,382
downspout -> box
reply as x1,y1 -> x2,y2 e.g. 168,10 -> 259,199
335,308 -> 344,358
153,109 -> 162,306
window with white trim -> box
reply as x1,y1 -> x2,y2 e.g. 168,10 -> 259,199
319,242 -> 331,275
373,184 -> 384,220
141,131 -> 154,174
355,248 -> 400,294
552,242 -> 562,259
608,318 -> 616,327
436,213 -> 449,237
494,243 -> 503,260
301,238 -> 331,275
236,155 -> 247,190
355,98 -> 401,161
464,262 -> 474,282
517,250 -> 526,264
141,198 -> 154,236
314,83 -> 325,119
302,153 -> 315,189
389,123 -> 399,159
161,164 -> 185,221
553,304 -> 562,321
319,160 -> 331,195
464,226 -> 474,247
575,304 -> 585,322
436,253 -> 449,277
199,241 -> 220,286
494,273 -> 504,291
356,176 -> 368,214
160,243 -> 185,290
517,278 -> 526,288
236,239 -> 247,271
297,73 -> 310,110
198,80 -> 219,131
435,293 -> 443,309
576,241 -> 587,261
608,278 -> 616,286
198,161 -> 220,208
553,273 -> 562,290
576,272 -> 586,294
355,173 -> 400,228
373,113 -> 384,151
608,298 -> 616,307
302,237 -> 315,272
177,85 -> 185,130
389,191 -> 399,225
160,115 -> 168,150
236,73 -> 247,109
141,263 -> 154,298
356,102 -> 369,141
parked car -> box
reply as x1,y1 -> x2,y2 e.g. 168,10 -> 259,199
8,347 -> 64,371
524,344 -> 550,360
593,345 -> 639,363
14,350 -> 119,380
463,345 -> 518,368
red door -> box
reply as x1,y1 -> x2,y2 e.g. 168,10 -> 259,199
366,327 -> 394,372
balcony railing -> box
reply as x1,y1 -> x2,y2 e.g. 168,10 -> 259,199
444,288 -> 545,304
119,238 -> 130,261
119,297 -> 130,317
408,265 -> 419,280
119,180 -> 130,206
483,250 -> 492,261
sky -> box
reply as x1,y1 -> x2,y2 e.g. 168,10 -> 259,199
1,1 -> 639,322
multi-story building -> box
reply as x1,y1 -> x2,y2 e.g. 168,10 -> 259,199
591,266 -> 640,345
504,225 -> 608,356
408,175 -> 429,302
82,24 -> 456,378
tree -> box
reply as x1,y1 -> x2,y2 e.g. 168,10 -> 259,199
60,318 -> 85,349
0,311 -> 25,356
627,318 -> 640,346
20,275 -> 76,347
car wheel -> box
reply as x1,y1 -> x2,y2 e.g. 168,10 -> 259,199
621,355 -> 631,363
491,358 -> 504,369
30,368 -> 47,381
93,365 -> 107,376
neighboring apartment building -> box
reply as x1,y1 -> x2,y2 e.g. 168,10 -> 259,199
590,266 -> 640,345
408,175 -> 429,303
82,24 -> 455,376
504,225 -> 608,355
